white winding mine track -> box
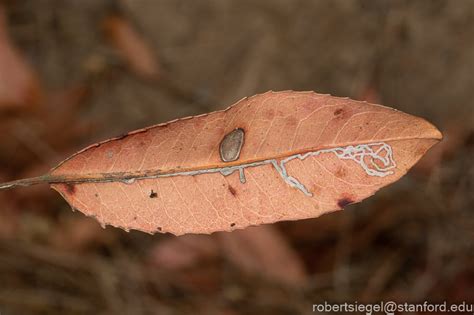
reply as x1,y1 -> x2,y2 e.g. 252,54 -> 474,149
121,142 -> 396,197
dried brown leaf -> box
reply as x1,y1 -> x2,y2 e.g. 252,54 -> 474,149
0,91 -> 442,235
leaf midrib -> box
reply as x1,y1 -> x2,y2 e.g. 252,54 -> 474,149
47,135 -> 439,184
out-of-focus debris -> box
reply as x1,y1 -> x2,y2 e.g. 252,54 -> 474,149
102,14 -> 161,80
50,216 -> 115,251
414,121 -> 472,176
43,84 -> 93,150
357,82 -> 381,104
0,5 -> 42,113
148,234 -> 219,270
218,225 -> 307,287
0,173 -> 20,240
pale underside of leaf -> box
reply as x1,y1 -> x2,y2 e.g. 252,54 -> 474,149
50,91 -> 442,235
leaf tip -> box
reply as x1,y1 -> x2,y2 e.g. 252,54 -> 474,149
419,118 -> 444,142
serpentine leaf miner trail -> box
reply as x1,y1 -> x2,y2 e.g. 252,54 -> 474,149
0,91 -> 442,235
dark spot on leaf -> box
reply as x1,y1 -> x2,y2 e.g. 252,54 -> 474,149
338,197 -> 354,208
230,223 -> 236,227
94,193 -> 99,197
63,183 -> 76,194
334,108 -> 344,116
335,167 -> 347,178
239,126 -> 247,133
149,190 -> 158,198
133,216 -> 137,220
157,227 -> 162,232
228,185 -> 237,196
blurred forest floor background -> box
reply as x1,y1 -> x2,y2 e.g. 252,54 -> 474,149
0,0 -> 473,314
